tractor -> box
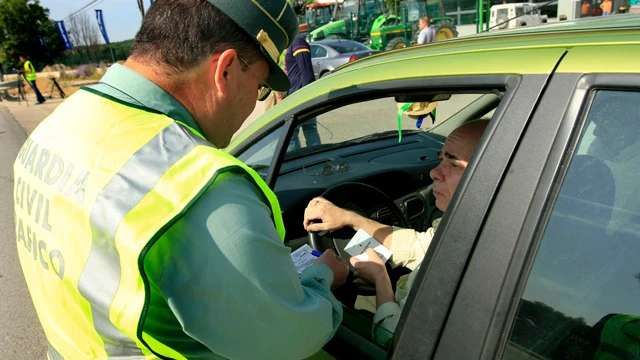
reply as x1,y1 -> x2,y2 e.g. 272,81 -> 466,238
309,0 -> 458,51
297,0 -> 344,36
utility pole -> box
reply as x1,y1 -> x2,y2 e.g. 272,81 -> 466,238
136,0 -> 145,19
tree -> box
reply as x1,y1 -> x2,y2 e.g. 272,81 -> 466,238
0,0 -> 64,69
66,11 -> 101,61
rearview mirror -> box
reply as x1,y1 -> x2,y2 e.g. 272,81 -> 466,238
394,93 -> 452,103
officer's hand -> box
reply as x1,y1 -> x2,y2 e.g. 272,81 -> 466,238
315,249 -> 349,290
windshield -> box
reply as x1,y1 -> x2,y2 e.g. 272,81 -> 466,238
328,41 -> 370,53
305,6 -> 333,26
285,94 -> 497,159
343,0 -> 356,19
516,6 -> 525,16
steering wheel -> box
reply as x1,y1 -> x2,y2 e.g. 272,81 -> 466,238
308,182 -> 409,296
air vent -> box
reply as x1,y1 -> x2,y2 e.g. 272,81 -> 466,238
404,197 -> 424,218
376,207 -> 399,226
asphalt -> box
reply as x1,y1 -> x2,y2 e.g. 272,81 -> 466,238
0,105 -> 47,359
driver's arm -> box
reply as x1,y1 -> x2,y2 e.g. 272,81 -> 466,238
387,226 -> 436,270
143,172 -> 343,359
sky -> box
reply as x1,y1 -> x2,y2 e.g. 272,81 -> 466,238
40,0 -> 147,43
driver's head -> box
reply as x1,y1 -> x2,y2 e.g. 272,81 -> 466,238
430,120 -> 489,211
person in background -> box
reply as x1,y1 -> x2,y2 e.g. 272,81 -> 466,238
285,34 -> 322,150
582,0 -> 592,16
600,0 -> 613,15
417,16 -> 436,45
19,55 -> 46,105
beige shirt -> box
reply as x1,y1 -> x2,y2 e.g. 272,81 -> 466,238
372,219 -> 441,344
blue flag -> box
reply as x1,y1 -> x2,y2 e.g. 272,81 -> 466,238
95,10 -> 110,45
150,0 -> 154,4
55,21 -> 73,50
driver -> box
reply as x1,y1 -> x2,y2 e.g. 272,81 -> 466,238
303,119 -> 489,344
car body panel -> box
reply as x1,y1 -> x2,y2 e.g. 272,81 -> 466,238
554,44 -> 640,73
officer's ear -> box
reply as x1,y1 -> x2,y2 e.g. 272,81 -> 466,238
213,49 -> 239,99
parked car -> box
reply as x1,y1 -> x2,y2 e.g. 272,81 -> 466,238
309,39 -> 379,79
228,14 -> 640,360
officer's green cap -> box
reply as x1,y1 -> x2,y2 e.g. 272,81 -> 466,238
206,0 -> 299,91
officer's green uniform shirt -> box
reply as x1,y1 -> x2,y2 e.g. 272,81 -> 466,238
91,64 -> 342,359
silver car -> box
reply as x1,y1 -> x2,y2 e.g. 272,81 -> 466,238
309,39 -> 379,79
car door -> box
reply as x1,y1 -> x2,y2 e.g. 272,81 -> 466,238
310,44 -> 328,79
400,45 -> 640,360
229,44 -> 567,360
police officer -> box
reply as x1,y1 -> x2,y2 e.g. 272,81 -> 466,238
19,55 -> 46,105
14,1 -> 348,358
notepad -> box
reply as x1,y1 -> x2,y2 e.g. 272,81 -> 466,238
344,229 -> 392,263
291,244 -> 319,275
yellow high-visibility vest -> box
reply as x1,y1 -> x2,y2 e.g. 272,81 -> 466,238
23,60 -> 37,81
14,88 -> 285,359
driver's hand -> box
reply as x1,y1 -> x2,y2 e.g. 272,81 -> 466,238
304,197 -> 354,232
350,248 -> 389,286
315,249 -> 349,290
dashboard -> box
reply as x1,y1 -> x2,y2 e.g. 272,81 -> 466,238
274,132 -> 447,242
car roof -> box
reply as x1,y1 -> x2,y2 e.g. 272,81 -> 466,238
227,15 -> 640,150
333,14 -> 640,72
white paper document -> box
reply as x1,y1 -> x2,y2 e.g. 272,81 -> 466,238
291,244 -> 319,275
344,229 -> 392,263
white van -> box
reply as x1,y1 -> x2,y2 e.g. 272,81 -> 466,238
489,3 -> 545,30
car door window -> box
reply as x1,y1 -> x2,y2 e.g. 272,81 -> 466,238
284,94 -> 498,158
315,46 -> 327,58
236,125 -> 284,180
503,90 -> 640,360
310,45 -> 321,58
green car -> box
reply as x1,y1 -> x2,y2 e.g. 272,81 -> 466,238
229,15 -> 640,360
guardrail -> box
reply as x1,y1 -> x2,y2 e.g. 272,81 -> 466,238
0,78 -> 27,104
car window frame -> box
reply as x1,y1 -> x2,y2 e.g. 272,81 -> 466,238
391,73 -> 553,359
230,75 -> 532,188
429,74 -> 640,360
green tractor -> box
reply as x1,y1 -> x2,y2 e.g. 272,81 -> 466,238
297,1 -> 343,37
309,0 -> 458,51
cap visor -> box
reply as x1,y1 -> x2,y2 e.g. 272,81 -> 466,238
266,57 -> 290,92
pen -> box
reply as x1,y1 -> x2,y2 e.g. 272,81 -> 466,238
311,250 -> 322,257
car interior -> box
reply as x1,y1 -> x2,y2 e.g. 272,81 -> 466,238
238,88 -> 504,353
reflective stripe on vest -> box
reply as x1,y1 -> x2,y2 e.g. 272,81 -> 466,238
23,60 -> 37,81
15,88 -> 285,359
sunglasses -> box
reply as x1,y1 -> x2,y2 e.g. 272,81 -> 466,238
238,55 -> 273,101
303,161 -> 350,176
